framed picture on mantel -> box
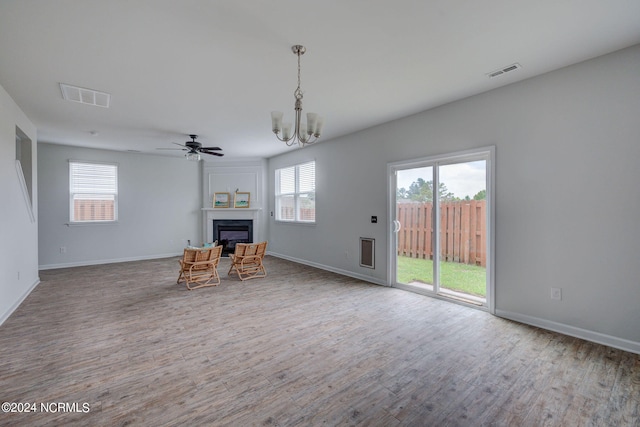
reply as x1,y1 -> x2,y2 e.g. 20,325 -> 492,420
234,192 -> 250,208
213,192 -> 230,208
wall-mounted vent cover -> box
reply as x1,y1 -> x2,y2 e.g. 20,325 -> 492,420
487,63 -> 522,78
60,83 -> 111,108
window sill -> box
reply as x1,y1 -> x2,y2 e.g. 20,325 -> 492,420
274,220 -> 316,226
66,221 -> 119,227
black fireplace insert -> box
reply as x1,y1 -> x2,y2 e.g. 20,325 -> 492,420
212,219 -> 253,256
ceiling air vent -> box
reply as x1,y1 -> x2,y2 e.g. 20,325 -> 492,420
487,63 -> 522,78
60,83 -> 111,108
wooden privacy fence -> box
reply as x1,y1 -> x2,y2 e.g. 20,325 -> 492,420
73,200 -> 115,221
397,200 -> 486,267
279,207 -> 315,222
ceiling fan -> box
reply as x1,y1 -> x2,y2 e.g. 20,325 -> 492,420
158,134 -> 224,159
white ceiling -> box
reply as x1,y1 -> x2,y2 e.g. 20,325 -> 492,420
1,0 -> 639,160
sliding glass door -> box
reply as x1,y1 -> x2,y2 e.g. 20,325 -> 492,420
389,148 -> 494,311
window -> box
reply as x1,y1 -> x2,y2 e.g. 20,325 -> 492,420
275,161 -> 315,223
69,161 -> 118,223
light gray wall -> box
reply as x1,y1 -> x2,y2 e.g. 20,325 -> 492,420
38,143 -> 202,269
0,84 -> 39,324
267,45 -> 640,350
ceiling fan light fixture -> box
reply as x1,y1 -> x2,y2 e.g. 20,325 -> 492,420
186,152 -> 201,162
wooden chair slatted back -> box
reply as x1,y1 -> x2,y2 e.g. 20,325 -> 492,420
182,246 -> 222,270
232,241 -> 267,259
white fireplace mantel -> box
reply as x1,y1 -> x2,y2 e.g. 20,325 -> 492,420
202,208 -> 262,244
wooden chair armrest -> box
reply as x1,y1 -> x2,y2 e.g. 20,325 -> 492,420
240,255 -> 261,263
185,260 -> 217,268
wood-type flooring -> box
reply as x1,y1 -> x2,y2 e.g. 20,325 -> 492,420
0,256 -> 638,426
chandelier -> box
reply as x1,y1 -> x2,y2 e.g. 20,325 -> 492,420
271,45 -> 324,147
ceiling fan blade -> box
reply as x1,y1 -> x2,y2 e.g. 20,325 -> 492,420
156,147 -> 186,151
202,151 -> 224,157
200,146 -> 222,151
172,142 -> 187,148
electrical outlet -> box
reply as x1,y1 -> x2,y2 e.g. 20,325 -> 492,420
59,246 -> 66,254
551,287 -> 562,300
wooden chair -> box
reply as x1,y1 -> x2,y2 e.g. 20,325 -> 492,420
228,241 -> 268,281
177,245 -> 223,290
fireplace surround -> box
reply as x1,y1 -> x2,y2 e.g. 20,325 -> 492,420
203,207 -> 261,256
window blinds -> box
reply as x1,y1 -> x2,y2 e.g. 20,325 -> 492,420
69,161 -> 118,222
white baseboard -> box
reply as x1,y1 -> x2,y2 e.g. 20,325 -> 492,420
495,309 -> 640,355
38,252 -> 182,271
266,251 -> 388,287
0,278 -> 40,327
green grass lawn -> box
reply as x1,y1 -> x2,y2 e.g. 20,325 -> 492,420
397,256 -> 486,297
